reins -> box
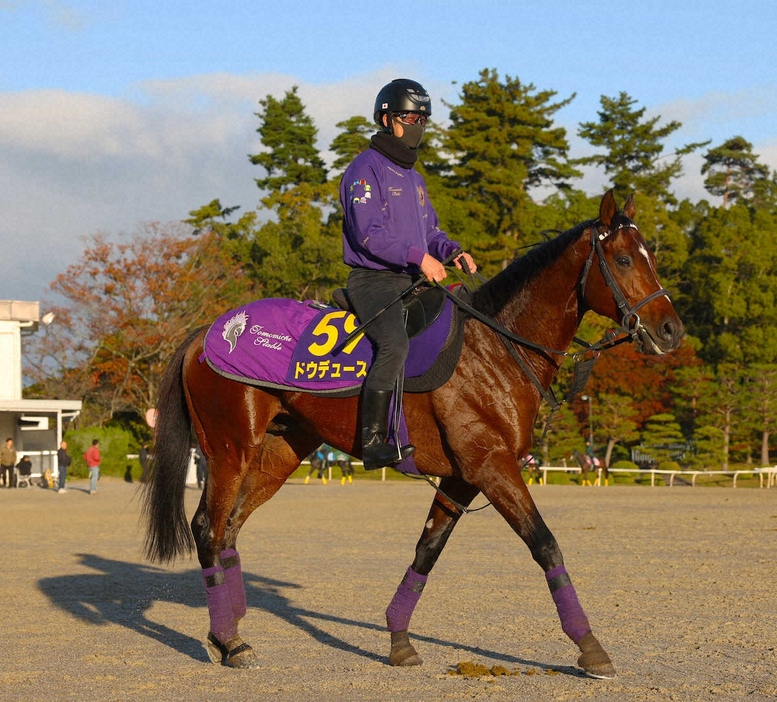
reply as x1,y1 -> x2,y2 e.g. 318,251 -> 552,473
405,219 -> 668,515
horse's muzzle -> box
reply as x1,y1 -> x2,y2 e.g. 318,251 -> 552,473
636,315 -> 684,355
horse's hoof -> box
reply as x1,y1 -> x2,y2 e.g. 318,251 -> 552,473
205,633 -> 260,669
576,632 -> 616,679
205,634 -> 224,664
388,630 -> 423,666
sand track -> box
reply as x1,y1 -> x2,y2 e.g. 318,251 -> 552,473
2,478 -> 775,701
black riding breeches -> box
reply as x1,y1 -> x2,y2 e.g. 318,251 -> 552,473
347,268 -> 412,392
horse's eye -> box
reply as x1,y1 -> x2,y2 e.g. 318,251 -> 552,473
615,256 -> 631,268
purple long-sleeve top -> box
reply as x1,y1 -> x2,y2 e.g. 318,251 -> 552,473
340,148 -> 460,274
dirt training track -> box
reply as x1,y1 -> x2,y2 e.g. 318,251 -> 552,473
1,478 -> 775,701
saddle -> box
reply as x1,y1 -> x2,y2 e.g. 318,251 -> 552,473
331,285 -> 447,339
201,288 -> 469,474
201,289 -> 464,396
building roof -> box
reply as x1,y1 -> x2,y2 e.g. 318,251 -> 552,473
0,399 -> 82,412
0,300 -> 40,323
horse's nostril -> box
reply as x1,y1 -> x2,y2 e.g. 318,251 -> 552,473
660,318 -> 683,345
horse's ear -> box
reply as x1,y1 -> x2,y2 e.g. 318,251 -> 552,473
599,189 -> 617,227
623,194 -> 636,220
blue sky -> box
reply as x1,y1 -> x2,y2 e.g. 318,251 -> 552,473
2,0 -> 776,304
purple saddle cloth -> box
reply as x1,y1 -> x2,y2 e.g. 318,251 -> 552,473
200,297 -> 454,395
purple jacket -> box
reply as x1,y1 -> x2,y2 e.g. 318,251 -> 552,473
340,148 -> 460,274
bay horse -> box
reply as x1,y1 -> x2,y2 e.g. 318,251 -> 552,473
143,190 -> 683,678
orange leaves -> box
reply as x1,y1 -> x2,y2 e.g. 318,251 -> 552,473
39,221 -> 254,420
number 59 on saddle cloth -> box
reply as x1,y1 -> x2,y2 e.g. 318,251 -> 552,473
200,295 -> 455,396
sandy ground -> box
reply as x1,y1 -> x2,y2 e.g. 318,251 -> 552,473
1,476 -> 775,701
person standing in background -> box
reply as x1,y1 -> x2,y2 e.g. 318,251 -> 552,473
57,440 -> 71,493
1,438 -> 16,488
84,439 -> 101,495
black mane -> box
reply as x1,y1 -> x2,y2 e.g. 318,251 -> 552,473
471,220 -> 593,317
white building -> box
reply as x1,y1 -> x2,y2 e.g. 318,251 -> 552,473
0,300 -> 82,475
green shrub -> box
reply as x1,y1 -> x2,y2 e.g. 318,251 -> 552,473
64,426 -> 133,479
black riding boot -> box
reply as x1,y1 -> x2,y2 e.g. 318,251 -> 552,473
361,389 -> 416,471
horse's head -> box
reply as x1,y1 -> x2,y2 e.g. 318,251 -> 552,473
581,190 -> 684,355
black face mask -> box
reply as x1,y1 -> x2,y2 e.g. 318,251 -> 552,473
396,122 -> 425,149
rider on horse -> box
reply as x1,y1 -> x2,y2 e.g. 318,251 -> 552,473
340,78 -> 477,470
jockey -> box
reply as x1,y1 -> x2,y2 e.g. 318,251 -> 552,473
340,78 -> 476,470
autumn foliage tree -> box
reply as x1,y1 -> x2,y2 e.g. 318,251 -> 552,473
24,222 -> 251,424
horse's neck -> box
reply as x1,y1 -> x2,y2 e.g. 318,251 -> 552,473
501,242 -> 586,383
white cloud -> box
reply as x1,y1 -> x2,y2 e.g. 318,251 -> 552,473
0,69 -> 400,303
0,0 -> 86,31
3,71 -> 776,305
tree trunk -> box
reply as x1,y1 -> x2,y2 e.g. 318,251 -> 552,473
761,429 -> 770,467
722,408 -> 731,471
605,438 -> 616,468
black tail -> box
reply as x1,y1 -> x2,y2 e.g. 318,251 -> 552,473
142,329 -> 203,563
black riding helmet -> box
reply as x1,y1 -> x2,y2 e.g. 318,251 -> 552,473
373,78 -> 432,129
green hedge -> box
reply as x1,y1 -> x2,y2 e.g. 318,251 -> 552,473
64,426 -> 136,480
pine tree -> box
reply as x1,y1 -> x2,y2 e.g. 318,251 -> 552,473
249,86 -> 328,202
441,68 -> 579,270
577,91 -> 707,205
595,393 -> 640,468
639,413 -> 686,466
329,115 -> 373,174
701,136 -> 770,207
740,363 -> 777,466
248,87 -> 345,299
681,203 -> 777,365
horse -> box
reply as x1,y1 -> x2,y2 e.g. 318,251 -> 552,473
573,450 -> 598,486
142,190 -> 683,678
303,446 -> 329,485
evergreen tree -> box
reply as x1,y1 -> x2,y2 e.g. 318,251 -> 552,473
184,199 -> 259,281
595,393 -> 640,468
329,115 -> 373,174
701,136 -> 770,207
577,91 -> 707,205
639,413 -> 686,465
411,122 -> 477,256
686,426 -> 726,469
695,366 -> 741,470
681,203 -> 777,365
671,362 -> 711,438
250,86 -> 328,202
741,363 -> 777,466
751,170 -> 777,211
249,182 -> 348,300
628,192 -> 689,294
441,68 -> 579,270
248,87 -> 344,299
534,405 -> 584,467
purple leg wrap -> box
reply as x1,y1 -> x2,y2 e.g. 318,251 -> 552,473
386,567 -> 428,633
202,565 -> 237,642
545,565 -> 591,643
220,548 -> 247,621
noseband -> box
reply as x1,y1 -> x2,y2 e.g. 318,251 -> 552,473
579,221 -> 670,344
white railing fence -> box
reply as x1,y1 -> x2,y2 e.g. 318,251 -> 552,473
534,465 -> 777,488
297,460 -> 777,488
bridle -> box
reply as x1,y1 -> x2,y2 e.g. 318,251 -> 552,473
413,221 -> 673,515
579,220 -> 671,345
436,218 -> 672,417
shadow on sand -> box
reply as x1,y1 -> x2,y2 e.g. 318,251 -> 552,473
38,553 -> 580,676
